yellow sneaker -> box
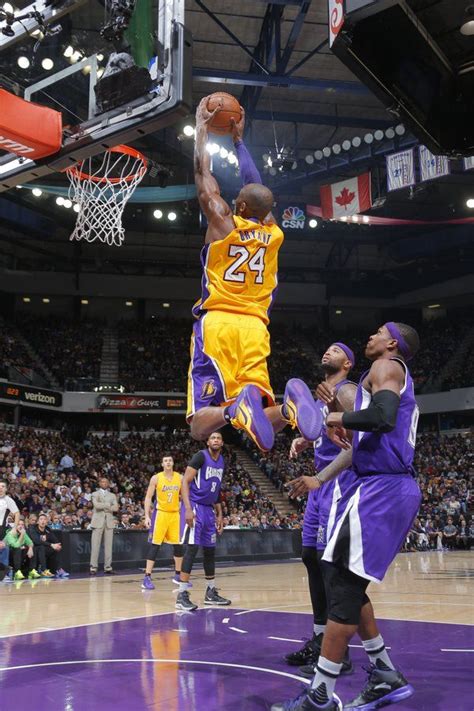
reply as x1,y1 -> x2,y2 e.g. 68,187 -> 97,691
28,569 -> 41,580
41,569 -> 55,578
14,570 -> 25,580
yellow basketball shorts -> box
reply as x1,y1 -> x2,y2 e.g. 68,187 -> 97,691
148,508 -> 180,545
186,310 -> 275,421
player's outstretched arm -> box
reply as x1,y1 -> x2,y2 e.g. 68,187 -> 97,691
231,108 -> 262,186
194,97 -> 233,242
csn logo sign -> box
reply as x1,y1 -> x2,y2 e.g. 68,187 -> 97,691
281,206 -> 306,230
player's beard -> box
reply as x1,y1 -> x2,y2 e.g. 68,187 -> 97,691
320,362 -> 339,376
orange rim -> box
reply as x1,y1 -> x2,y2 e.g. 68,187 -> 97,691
66,145 -> 148,184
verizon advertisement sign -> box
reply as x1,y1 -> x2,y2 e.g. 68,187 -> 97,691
97,395 -> 186,411
328,0 -> 345,47
0,382 -> 62,408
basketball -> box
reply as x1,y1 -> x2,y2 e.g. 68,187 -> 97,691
207,92 -> 242,135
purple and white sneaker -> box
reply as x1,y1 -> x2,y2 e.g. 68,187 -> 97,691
227,384 -> 274,452
141,575 -> 155,591
283,378 -> 323,442
271,689 -> 342,710
172,575 -> 192,587
344,664 -> 414,709
55,568 -> 70,578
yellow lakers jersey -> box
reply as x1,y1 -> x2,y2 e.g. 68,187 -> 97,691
192,215 -> 284,325
156,471 -> 181,512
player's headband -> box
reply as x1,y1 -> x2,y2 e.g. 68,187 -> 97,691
332,342 -> 355,367
384,322 -> 412,361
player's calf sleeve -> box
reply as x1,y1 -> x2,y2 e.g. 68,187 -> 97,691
302,546 -> 327,626
146,544 -> 161,562
181,544 -> 199,575
202,546 -> 215,578
173,544 -> 184,558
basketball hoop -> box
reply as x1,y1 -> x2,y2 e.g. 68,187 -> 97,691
66,145 -> 147,247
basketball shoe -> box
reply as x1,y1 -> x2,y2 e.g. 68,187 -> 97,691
226,384 -> 274,452
172,575 -> 192,587
41,569 -> 54,578
271,690 -> 342,710
28,569 -> 41,580
282,379 -> 323,442
141,575 -> 155,590
204,586 -> 231,605
344,663 -> 414,709
285,634 -> 322,666
299,647 -> 353,678
175,590 -> 198,611
13,570 -> 25,581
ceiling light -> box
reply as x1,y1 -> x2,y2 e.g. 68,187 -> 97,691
466,198 -> 474,208
70,51 -> 82,63
82,64 -> 92,75
56,197 -> 64,206
340,216 -> 348,222
362,215 -> 370,223
374,130 -> 384,141
81,299 -> 89,305
41,58 -> 54,71
309,219 -> 318,228
3,2 -> 14,12
153,209 -> 163,219
364,133 -> 374,144
228,153 -> 237,164
22,297 -> 31,303
428,304 -> 441,309
17,56 -> 30,69
42,298 -> 50,303
63,199 -> 72,208
342,140 -> 351,151
125,301 -> 133,306
335,309 -> 342,315
96,53 -> 104,61
163,302 -> 170,308
32,188 -> 42,197
322,147 -> 331,158
395,124 -> 405,136
220,147 -> 228,159
97,68 -> 104,78
168,211 -> 177,221
351,215 -> 359,222
385,127 -> 395,139
183,124 -> 194,137
305,154 -> 314,164
352,136 -> 361,148
460,6 -> 474,35
314,150 -> 323,161
291,160 -> 298,170
73,204 -> 80,213
63,45 -> 74,58
332,143 -> 341,154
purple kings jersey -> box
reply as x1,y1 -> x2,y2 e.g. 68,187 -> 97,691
352,358 -> 419,476
189,449 -> 225,506
314,378 -> 352,472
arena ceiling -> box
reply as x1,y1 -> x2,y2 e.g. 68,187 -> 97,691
0,0 -> 473,298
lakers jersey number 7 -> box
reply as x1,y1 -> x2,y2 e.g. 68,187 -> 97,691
156,471 -> 181,512
192,215 -> 284,324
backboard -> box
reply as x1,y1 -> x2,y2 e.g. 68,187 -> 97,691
0,0 -> 192,192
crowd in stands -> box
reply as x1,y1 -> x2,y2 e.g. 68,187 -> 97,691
1,310 -> 473,392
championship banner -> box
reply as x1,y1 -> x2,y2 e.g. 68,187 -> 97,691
320,172 -> 371,219
463,156 -> 474,171
419,145 -> 450,183
386,149 -> 415,192
328,0 -> 345,47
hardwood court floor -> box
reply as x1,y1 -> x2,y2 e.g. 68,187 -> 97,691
1,550 -> 473,637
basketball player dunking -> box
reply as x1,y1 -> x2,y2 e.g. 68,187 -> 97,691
187,97 -> 322,453
283,343 -> 357,677
273,322 -> 421,711
176,431 -> 230,611
142,455 -> 184,590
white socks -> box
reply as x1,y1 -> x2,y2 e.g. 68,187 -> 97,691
363,634 -> 395,671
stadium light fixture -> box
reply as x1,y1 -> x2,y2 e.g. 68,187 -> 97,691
335,309 -> 342,315
309,219 -> 318,228
362,215 -> 370,223
385,127 -> 395,139
340,216 -> 348,222
163,303 -> 170,308
395,124 -> 406,136
17,56 -> 30,69
125,301 -> 133,306
332,144 -> 341,154
428,303 -> 441,309
22,297 -> 31,303
314,150 -> 323,161
96,53 -> 104,62
81,299 -> 89,305
168,211 -> 177,221
352,136 -> 362,148
153,209 -> 163,219
42,298 -> 50,303
220,147 -> 228,159
291,161 -> 298,170
322,147 -> 331,158
364,133 -> 374,144
3,2 -> 14,13
63,199 -> 72,208
41,58 -> 54,71
351,215 -> 359,222
183,124 -> 194,137
374,130 -> 384,141
73,204 -> 80,213
460,6 -> 474,35
32,188 -> 42,197
305,154 -> 314,164
466,198 -> 474,208
63,45 -> 74,58
56,197 -> 64,206
342,140 -> 351,151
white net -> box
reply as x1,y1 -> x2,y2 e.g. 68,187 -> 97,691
66,146 -> 147,247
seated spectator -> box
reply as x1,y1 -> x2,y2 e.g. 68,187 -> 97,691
442,517 -> 458,550
117,513 -> 132,529
28,513 -> 69,578
3,519 -> 38,580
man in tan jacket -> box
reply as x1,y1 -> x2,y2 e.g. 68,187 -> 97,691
89,477 -> 119,575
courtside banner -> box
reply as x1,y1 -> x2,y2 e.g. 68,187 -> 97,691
328,0 -> 345,47
386,149 -> 415,192
320,172 -> 371,219
463,156 -> 474,171
419,145 -> 450,182
0,382 -> 62,407
96,395 -> 185,410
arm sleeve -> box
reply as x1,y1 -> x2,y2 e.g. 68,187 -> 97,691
235,140 -> 262,186
342,390 -> 400,433
188,451 -> 205,470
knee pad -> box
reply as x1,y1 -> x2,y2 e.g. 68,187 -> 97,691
173,544 -> 184,558
326,566 -> 369,626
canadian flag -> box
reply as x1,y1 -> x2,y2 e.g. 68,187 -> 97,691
320,173 -> 372,219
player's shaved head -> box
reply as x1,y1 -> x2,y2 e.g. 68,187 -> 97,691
235,183 -> 274,221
